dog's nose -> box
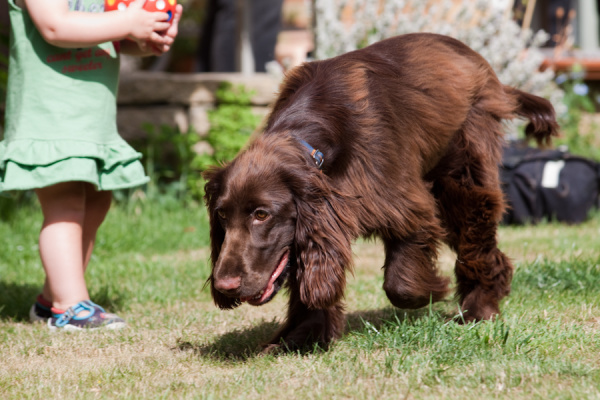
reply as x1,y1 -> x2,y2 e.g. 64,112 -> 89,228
214,276 -> 242,293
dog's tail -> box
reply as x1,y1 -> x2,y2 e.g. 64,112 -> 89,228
505,86 -> 560,146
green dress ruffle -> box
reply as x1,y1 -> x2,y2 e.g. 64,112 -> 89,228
0,138 -> 149,191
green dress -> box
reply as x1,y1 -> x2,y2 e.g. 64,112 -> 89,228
0,0 -> 149,191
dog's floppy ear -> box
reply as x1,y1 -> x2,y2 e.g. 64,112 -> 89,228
292,170 -> 358,310
203,166 -> 241,310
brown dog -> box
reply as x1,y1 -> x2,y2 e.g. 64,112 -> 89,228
204,33 -> 558,351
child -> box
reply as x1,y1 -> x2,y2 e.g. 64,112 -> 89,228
0,0 -> 183,330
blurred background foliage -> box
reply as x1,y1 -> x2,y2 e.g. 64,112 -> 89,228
122,82 -> 259,205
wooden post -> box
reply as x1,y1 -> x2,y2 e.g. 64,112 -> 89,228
504,0 -> 515,20
522,0 -> 537,31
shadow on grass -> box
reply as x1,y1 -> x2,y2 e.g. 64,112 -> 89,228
345,307 -> 432,332
0,281 -> 42,321
176,319 -> 280,361
0,280 -> 127,322
174,306 -> 444,361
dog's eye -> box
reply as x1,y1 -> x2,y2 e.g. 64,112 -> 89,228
216,209 -> 226,220
254,210 -> 269,221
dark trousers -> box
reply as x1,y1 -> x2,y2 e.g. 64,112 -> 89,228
196,0 -> 283,72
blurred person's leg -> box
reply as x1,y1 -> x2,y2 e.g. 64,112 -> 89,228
212,0 -> 238,71
249,0 -> 283,72
196,0 -> 217,72
197,0 -> 238,72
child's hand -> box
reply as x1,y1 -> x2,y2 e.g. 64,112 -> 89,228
142,4 -> 183,56
125,0 -> 171,44
24,0 -> 176,49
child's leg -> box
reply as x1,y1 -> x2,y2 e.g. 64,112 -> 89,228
36,181 -> 90,310
37,182 -> 113,306
34,182 -> 124,329
81,183 -> 112,270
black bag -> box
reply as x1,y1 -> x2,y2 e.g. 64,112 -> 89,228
500,141 -> 600,224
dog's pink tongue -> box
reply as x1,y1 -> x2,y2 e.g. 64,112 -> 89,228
244,251 -> 289,305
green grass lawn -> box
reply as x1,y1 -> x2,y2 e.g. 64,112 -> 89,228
0,198 -> 599,399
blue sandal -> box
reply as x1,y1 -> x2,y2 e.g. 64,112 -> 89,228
48,300 -> 126,331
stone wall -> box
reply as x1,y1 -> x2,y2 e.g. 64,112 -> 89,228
116,72 -> 281,141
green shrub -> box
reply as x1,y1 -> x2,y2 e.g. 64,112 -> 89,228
553,66 -> 600,160
192,82 -> 260,169
187,82 -> 260,198
127,82 -> 260,204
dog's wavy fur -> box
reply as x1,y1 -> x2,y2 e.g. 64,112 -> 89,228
203,33 -> 559,351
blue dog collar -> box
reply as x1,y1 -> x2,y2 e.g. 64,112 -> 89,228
299,139 -> 324,170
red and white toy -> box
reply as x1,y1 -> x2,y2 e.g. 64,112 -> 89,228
105,0 -> 177,23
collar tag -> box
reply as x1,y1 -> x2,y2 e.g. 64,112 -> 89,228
299,140 -> 324,170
